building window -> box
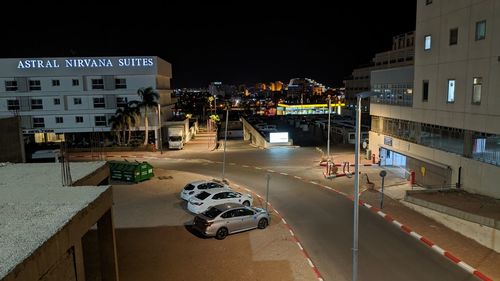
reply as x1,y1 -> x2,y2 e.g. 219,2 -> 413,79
53,98 -> 60,105
424,35 -> 432,50
447,79 -> 456,103
115,78 -> 127,89
33,117 -> 45,128
95,116 -> 107,126
7,100 -> 20,110
116,97 -> 128,107
475,20 -> 486,41
75,116 -> 84,123
5,80 -> 18,91
29,80 -> 41,91
425,0 -> 432,4
52,80 -> 60,86
72,79 -> 80,86
31,99 -> 43,109
422,80 -> 429,102
472,77 -> 482,105
449,28 -> 458,45
55,117 -> 63,124
73,98 -> 82,105
91,79 -> 104,89
93,97 -> 105,108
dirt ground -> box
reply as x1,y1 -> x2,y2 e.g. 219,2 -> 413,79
82,168 -> 317,281
409,189 -> 500,221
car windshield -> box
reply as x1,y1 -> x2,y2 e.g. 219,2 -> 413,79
203,207 -> 223,218
195,191 -> 210,200
184,184 -> 195,191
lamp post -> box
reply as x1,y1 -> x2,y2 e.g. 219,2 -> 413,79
157,103 -> 163,154
353,91 -> 378,281
221,102 -> 229,183
327,95 -> 331,161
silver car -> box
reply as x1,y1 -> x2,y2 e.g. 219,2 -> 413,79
192,203 -> 270,240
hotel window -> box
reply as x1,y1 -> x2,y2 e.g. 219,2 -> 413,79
29,80 -> 41,91
95,116 -> 107,126
75,116 -> 84,123
91,78 -> 104,89
72,79 -> 80,86
7,100 -> 20,110
5,80 -> 18,91
116,97 -> 128,107
472,77 -> 482,105
55,116 -> 63,124
425,0 -> 432,4
449,28 -> 458,45
33,117 -> 45,128
73,97 -> 82,105
93,97 -> 105,108
115,78 -> 127,89
422,80 -> 429,102
53,98 -> 60,105
447,79 -> 456,103
475,20 -> 486,41
31,99 -> 43,109
424,35 -> 432,50
52,80 -> 60,86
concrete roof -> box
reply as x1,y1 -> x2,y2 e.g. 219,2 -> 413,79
0,162 -> 109,279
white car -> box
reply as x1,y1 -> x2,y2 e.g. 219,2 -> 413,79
187,188 -> 253,214
180,180 -> 231,201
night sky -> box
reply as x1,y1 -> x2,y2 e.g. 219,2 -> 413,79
2,1 -> 416,88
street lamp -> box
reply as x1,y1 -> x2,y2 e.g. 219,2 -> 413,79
353,91 -> 378,281
157,103 -> 163,154
327,95 -> 331,161
221,102 -> 229,183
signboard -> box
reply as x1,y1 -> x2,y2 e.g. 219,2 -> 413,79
384,136 -> 392,146
23,129 -> 55,134
269,132 -> 289,143
16,57 -> 154,69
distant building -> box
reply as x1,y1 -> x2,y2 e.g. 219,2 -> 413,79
344,31 -> 415,113
286,78 -> 326,103
0,56 -> 173,148
368,0 -> 500,198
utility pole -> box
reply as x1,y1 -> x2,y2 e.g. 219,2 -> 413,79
221,103 -> 229,182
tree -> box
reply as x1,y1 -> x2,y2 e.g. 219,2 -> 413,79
123,103 -> 141,145
108,108 -> 126,145
136,87 -> 159,145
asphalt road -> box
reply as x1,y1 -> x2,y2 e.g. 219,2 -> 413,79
146,144 -> 478,281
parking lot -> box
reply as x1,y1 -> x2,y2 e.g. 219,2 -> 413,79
83,168 -> 317,281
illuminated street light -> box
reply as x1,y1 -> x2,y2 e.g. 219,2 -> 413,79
352,91 -> 378,281
221,102 -> 229,182
327,95 -> 331,161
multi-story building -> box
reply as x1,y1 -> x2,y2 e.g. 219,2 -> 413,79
369,0 -> 500,198
344,32 -> 415,113
0,56 -> 173,147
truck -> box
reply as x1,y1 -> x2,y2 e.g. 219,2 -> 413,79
167,127 -> 185,149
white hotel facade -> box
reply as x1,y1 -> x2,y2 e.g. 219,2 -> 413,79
369,0 -> 500,198
0,56 -> 173,146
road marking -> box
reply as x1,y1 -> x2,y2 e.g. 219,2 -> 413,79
363,203 -> 372,208
289,229 -> 295,236
409,232 -> 422,240
282,218 -> 287,224
457,261 -> 475,273
242,165 -> 249,168
229,163 -> 236,166
294,176 -> 302,179
392,220 -> 403,228
376,211 -> 386,217
274,210 -> 279,215
297,242 -> 303,250
254,167 -> 262,170
310,181 -> 318,185
307,258 -> 314,268
431,245 -> 445,255
280,172 -> 288,176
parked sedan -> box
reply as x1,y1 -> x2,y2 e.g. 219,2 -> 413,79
187,188 -> 253,214
180,180 -> 231,201
192,203 -> 269,239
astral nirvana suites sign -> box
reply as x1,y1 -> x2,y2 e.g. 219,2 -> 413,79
17,57 -> 154,69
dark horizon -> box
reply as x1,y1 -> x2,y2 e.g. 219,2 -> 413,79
0,2 -> 416,89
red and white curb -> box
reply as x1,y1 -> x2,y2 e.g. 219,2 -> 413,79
355,200 -> 492,281
234,184 -> 324,281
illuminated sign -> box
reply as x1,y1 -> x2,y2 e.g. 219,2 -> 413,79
269,132 -> 289,143
17,57 -> 154,69
277,103 -> 346,108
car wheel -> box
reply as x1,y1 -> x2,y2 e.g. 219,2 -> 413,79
242,201 -> 250,206
257,218 -> 268,229
215,227 -> 228,240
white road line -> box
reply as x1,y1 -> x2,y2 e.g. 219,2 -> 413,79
294,176 -> 302,179
310,181 -> 318,185
274,210 -> 280,215
377,211 -> 386,217
282,218 -> 287,224
363,203 -> 372,208
457,261 -> 475,273
255,167 -> 262,170
297,242 -> 303,250
280,172 -> 288,176
307,258 -> 314,268
289,229 -> 295,236
267,169 -> 275,173
242,165 -> 249,168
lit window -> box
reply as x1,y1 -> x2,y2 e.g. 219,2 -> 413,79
475,20 -> 486,41
449,28 -> 458,45
447,79 -> 455,103
424,35 -> 432,50
472,77 -> 482,104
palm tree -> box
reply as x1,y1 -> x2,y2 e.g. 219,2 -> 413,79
136,87 -> 159,145
109,108 -> 126,145
123,103 -> 141,145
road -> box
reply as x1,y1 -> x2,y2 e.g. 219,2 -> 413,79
145,142 -> 478,281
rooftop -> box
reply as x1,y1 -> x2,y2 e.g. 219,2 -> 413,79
0,161 -> 109,279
